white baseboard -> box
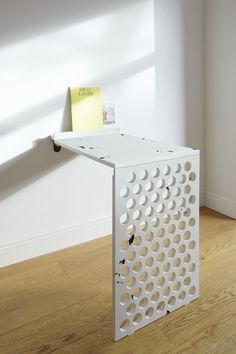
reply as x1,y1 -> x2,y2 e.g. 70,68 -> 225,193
0,191 -> 210,269
205,191 -> 236,219
0,217 -> 112,268
200,191 -> 205,207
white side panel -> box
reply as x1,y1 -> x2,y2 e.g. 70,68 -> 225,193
113,155 -> 199,341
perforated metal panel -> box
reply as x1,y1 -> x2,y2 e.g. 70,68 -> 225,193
113,155 -> 199,341
53,132 -> 199,342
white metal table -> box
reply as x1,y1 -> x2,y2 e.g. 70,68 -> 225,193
52,129 -> 199,341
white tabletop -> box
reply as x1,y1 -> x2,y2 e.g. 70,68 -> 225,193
53,131 -> 199,169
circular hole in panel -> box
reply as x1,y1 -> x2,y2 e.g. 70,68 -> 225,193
157,179 -> 165,189
120,293 -> 129,305
162,286 -> 170,296
151,217 -> 159,228
184,161 -> 192,171
189,172 -> 196,182
157,203 -> 165,214
120,240 -> 129,251
139,221 -> 148,232
151,267 -> 160,278
145,307 -> 154,319
145,181 -> 154,192
139,272 -> 148,283
168,176 -> 176,186
133,184 -> 142,195
178,267 -> 186,277
178,244 -> 186,254
145,257 -> 154,268
184,230 -> 191,240
183,253 -> 191,263
179,174 -> 186,184
162,262 -> 171,273
146,230 -> 156,243
151,242 -> 160,253
163,214 -> 171,224
173,187 -> 181,197
120,319 -> 130,331
126,277 -> 136,289
168,296 -> 176,306
151,291 -> 160,302
139,246 -> 148,257
145,231 -> 154,242
151,168 -> 160,178
179,198 -> 186,207
168,272 -> 176,282
168,224 -> 176,234
126,303 -> 136,315
133,313 -> 142,325
145,206 -> 154,217
173,234 -> 181,244
188,240 -> 196,249
162,238 -> 171,248
140,169 -> 148,180
133,210 -> 142,221
157,301 -> 165,312
120,266 -> 129,278
178,290 -> 186,300
133,287 -> 142,299
157,252 -> 165,262
145,282 -> 154,293
139,195 -> 148,206
157,277 -> 165,288
189,195 -> 196,204
157,228 -> 165,238
168,248 -> 176,258
127,250 -> 136,262
189,286 -> 196,295
163,165 -> 171,175
151,192 -> 159,203
127,224 -> 135,236
188,263 -> 196,272
127,172 -> 136,183
178,221 -> 186,230
168,200 -> 176,210
184,208 -> 191,217
173,211 -> 181,221
184,185 -> 191,194
173,281 -> 181,291
133,236 -> 142,247
139,297 -> 148,309
127,198 -> 136,209
189,218 -> 196,227
184,276 -> 191,286
120,187 -> 129,198
175,163 -> 181,173
120,213 -> 129,225
163,189 -> 171,200
173,258 -> 181,267
133,261 -> 142,273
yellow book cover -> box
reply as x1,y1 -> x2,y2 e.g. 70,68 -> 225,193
70,87 -> 103,131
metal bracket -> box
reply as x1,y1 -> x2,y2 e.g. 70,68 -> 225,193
53,141 -> 62,152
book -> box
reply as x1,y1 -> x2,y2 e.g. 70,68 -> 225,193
70,87 -> 103,131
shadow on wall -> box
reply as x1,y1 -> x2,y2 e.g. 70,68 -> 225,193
0,0 -> 157,205
0,0 -> 145,47
0,137 -> 75,202
0,52 -> 155,138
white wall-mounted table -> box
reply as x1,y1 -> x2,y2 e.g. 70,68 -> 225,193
52,129 -> 199,341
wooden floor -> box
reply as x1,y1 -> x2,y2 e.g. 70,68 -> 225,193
0,207 -> 236,354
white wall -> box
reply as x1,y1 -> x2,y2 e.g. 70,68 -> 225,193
0,0 -> 204,267
205,0 -> 236,218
